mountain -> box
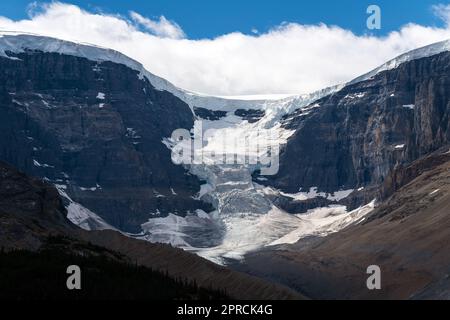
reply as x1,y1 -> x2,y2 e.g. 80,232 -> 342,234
0,160 -> 303,300
0,33 -> 346,261
233,149 -> 450,299
0,33 -> 212,233
0,32 -> 448,293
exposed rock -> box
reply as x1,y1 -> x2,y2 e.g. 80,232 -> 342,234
0,161 -> 304,300
233,154 -> 450,299
0,162 -> 71,251
380,147 -> 450,201
265,52 -> 450,198
0,50 -> 212,232
194,106 -> 228,120
234,109 -> 265,123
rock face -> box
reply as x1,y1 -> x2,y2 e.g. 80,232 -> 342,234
267,52 -> 450,195
0,161 -> 302,300
0,161 -> 74,250
194,106 -> 227,120
0,50 -> 212,232
234,109 -> 265,123
234,151 -> 450,299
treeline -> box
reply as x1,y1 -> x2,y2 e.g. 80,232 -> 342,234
0,247 -> 228,300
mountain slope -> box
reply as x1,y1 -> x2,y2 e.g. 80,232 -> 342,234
265,50 -> 450,206
0,161 -> 304,300
233,150 -> 450,299
0,247 -> 228,300
0,40 -> 212,233
0,32 -> 449,267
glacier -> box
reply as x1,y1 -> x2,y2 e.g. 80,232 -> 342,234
3,32 -> 449,264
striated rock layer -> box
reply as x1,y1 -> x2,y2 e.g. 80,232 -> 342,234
0,50 -> 212,232
268,52 -> 450,198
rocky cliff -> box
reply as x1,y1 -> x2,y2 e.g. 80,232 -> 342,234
0,49 -> 212,232
267,51 -> 450,199
234,150 -> 450,299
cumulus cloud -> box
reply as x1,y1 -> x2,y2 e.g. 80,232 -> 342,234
129,11 -> 185,39
1,2 -> 450,96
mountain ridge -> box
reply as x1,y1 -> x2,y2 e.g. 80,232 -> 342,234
0,32 -> 449,267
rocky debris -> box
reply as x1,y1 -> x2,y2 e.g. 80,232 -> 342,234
194,106 -> 228,120
234,109 -> 265,123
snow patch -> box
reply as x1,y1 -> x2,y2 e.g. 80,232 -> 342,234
126,127 -> 141,139
33,159 -> 54,168
139,201 -> 375,265
79,185 -> 100,191
55,185 -> 115,231
269,200 -> 376,246
344,92 -> 366,100
278,187 -> 354,202
195,183 -> 214,200
429,189 -> 440,195
349,39 -> 450,85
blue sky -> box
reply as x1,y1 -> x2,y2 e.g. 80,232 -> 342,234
1,1 -> 449,95
0,0 -> 447,39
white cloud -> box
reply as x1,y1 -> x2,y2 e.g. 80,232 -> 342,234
433,3 -> 450,26
1,2 -> 450,96
129,11 -> 185,39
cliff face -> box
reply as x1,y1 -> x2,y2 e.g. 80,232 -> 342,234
0,161 -> 73,250
0,50 -> 211,232
268,52 -> 450,195
234,150 -> 450,299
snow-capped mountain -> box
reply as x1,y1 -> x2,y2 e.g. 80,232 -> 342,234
0,32 -> 449,264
